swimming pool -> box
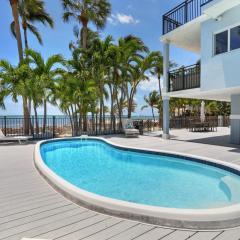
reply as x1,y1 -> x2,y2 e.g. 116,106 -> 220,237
35,137 -> 240,229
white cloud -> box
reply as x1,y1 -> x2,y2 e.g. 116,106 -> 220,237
138,74 -> 162,92
108,13 -> 140,25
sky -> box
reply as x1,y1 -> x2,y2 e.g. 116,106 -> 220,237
0,0 -> 199,116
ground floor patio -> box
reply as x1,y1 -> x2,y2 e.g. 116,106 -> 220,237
0,127 -> 240,240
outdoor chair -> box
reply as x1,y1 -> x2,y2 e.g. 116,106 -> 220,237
122,119 -> 140,138
0,129 -> 32,144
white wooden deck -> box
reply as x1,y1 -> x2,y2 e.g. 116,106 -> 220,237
1,129 -> 240,240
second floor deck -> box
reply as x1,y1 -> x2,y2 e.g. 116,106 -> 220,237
168,64 -> 200,92
163,0 -> 213,35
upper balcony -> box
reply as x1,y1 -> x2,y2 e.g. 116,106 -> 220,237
163,0 -> 213,35
161,0 -> 240,52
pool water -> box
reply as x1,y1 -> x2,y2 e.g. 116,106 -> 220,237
40,139 -> 240,209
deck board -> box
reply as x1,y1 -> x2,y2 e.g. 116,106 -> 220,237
107,224 -> 155,240
79,220 -> 138,240
186,231 -> 223,240
133,228 -> 174,240
160,230 -> 196,240
0,204 -> 75,232
0,132 -> 240,239
35,214 -> 110,239
0,208 -> 86,239
214,229 -> 240,240
52,217 -> 122,240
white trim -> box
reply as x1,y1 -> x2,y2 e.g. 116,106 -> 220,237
230,115 -> 240,120
213,21 -> 240,35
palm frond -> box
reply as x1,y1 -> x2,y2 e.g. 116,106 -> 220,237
27,23 -> 43,45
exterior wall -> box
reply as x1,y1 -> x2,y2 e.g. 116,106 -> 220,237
201,5 -> 240,91
230,94 -> 240,144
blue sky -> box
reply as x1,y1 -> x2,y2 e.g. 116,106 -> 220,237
0,0 -> 198,116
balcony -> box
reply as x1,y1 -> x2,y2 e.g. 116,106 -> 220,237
168,64 -> 200,92
163,0 -> 213,35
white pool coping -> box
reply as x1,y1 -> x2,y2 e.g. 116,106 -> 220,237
34,137 -> 240,230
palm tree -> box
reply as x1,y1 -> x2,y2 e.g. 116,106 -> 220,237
9,0 -> 24,62
26,49 -> 64,133
11,0 -> 54,50
109,35 -> 149,120
52,65 -> 97,136
88,35 -> 113,130
127,48 -> 158,119
149,51 -> 163,97
0,60 -> 32,133
141,91 -> 160,121
62,0 -> 111,49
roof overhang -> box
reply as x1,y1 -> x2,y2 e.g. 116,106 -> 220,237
160,15 -> 208,54
167,87 -> 240,102
203,0 -> 240,19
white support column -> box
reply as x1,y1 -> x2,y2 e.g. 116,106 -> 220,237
230,94 -> 240,144
163,41 -> 170,94
162,41 -> 170,140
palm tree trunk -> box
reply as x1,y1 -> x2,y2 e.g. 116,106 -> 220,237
22,96 -> 30,135
34,105 -> 39,135
9,0 -> 30,135
102,101 -> 106,131
116,97 -> 122,129
158,76 -> 162,97
80,16 -> 88,49
99,100 -> 103,132
151,107 -> 155,121
43,100 -> 47,134
23,24 -> 32,129
109,85 -> 114,129
91,112 -> 95,132
128,89 -> 135,119
9,0 -> 23,62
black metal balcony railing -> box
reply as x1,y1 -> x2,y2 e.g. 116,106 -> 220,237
163,0 -> 213,34
168,64 -> 200,92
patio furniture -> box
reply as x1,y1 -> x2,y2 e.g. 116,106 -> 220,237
189,121 -> 217,132
0,129 -> 32,144
122,119 -> 140,137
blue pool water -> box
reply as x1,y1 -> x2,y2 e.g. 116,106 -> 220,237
40,139 -> 240,209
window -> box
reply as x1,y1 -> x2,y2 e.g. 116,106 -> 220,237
215,31 -> 228,55
214,25 -> 240,56
230,26 -> 240,51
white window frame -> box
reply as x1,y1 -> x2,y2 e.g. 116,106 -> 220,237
213,23 -> 240,56
213,29 -> 229,56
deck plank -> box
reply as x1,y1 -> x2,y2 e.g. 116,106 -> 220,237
2,208 -> 89,240
133,227 -> 174,240
0,195 -> 64,218
213,229 -> 240,240
0,204 -> 75,232
187,231 -> 223,240
106,224 -> 155,240
161,230 -> 195,240
55,217 -> 123,240
81,219 -> 138,240
36,215 -> 115,240
0,192 -> 58,208
0,200 -> 68,225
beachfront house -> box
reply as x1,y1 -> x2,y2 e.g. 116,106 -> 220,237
161,0 -> 240,144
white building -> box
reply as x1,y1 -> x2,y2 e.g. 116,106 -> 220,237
161,0 -> 240,144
